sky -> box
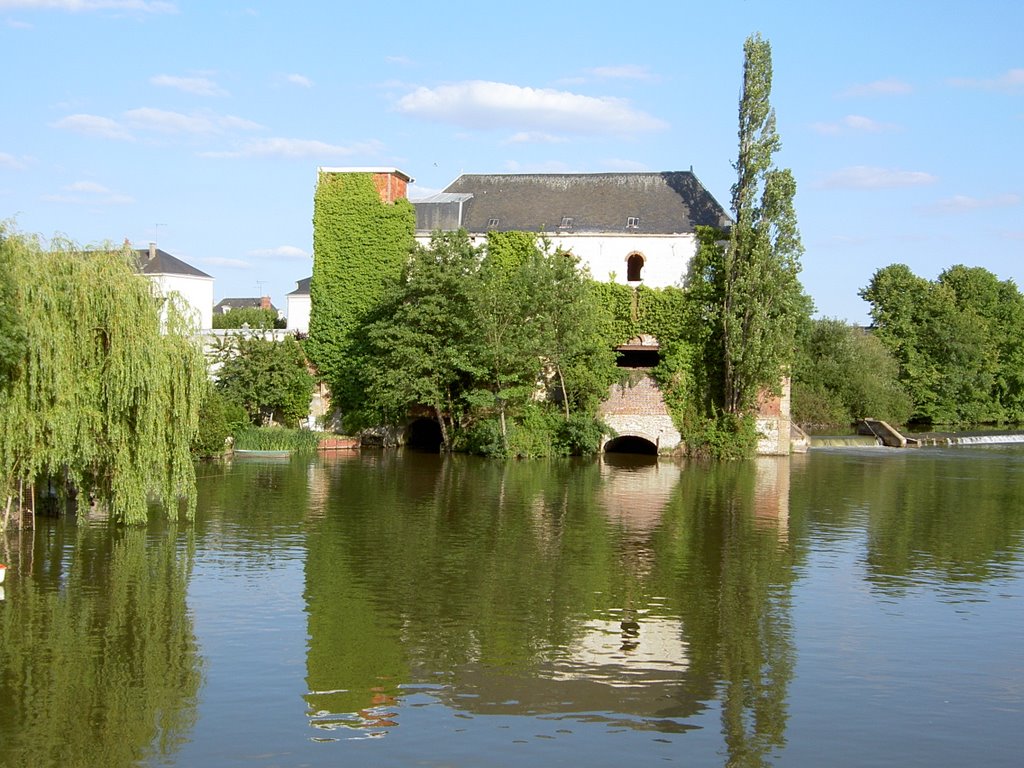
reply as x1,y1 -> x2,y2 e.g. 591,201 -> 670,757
1,0 -> 1021,324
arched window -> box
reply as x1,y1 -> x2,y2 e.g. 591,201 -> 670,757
626,253 -> 645,282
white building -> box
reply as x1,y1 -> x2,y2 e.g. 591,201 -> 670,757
137,243 -> 213,330
286,277 -> 311,334
412,171 -> 732,288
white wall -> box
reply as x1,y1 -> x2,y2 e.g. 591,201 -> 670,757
415,232 -> 698,289
287,294 -> 311,333
149,273 -> 214,330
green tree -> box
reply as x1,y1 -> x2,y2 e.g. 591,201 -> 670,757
306,171 -> 415,424
212,306 -> 284,330
0,227 -> 205,525
685,34 -> 808,454
362,230 -> 484,448
860,263 -> 1020,425
214,335 -> 315,427
792,318 -> 912,427
720,33 -> 807,414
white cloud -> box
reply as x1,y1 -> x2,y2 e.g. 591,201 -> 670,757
396,80 -> 667,135
284,73 -> 312,88
504,131 -> 568,145
53,113 -> 134,140
43,179 -> 133,204
150,74 -> 227,97
65,180 -> 110,193
926,193 -> 1020,215
123,107 -> 260,135
201,137 -> 383,159
0,0 -> 177,12
819,165 -> 937,189
839,78 -> 913,97
202,256 -> 250,268
811,114 -> 897,135
586,65 -> 655,81
0,152 -> 29,170
6,17 -> 32,27
948,68 -> 1024,92
248,245 -> 308,259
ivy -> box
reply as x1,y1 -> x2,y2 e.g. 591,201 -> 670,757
306,171 -> 416,424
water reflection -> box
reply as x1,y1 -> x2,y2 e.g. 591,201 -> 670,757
300,452 -> 796,764
0,519 -> 200,767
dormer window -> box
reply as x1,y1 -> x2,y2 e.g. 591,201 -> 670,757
488,217 -> 500,228
559,216 -> 574,229
626,216 -> 640,229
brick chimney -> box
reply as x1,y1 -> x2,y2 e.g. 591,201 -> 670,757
319,167 -> 413,204
260,296 -> 271,310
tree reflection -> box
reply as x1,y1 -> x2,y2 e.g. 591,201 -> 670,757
0,519 -> 201,767
302,451 -> 798,762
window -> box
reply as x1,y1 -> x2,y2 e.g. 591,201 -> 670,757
559,216 -> 574,229
626,216 -> 640,229
627,253 -> 644,282
487,217 -> 500,228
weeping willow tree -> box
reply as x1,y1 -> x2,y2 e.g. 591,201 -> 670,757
0,226 -> 206,526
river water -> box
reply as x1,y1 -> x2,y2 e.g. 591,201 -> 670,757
1,445 -> 1022,767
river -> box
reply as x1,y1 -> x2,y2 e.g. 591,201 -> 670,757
1,445 -> 1022,767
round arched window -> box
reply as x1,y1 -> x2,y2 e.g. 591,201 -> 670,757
626,253 -> 645,282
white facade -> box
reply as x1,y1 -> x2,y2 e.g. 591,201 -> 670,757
287,292 -> 311,333
413,231 -> 697,289
148,272 -> 214,331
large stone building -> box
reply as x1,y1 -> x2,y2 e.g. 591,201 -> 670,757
307,167 -> 794,454
413,171 -> 731,288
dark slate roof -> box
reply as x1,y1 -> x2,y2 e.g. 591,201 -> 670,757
214,297 -> 278,313
135,247 -> 212,278
288,277 -> 311,296
414,172 -> 732,235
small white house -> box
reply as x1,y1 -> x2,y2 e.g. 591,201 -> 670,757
136,242 -> 214,330
286,277 -> 311,334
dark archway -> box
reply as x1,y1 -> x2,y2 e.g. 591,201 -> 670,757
626,252 -> 645,282
603,435 -> 658,455
405,417 -> 443,452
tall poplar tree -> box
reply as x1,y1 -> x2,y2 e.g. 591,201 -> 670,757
691,34 -> 808,422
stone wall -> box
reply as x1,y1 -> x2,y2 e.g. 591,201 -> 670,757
599,373 -> 682,453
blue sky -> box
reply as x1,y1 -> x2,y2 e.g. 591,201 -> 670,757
1,0 -> 1021,323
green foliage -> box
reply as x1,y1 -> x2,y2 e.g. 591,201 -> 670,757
359,230 -> 616,455
0,226 -> 205,525
192,384 -> 248,458
362,230 -> 484,443
306,171 -> 416,420
214,334 -> 315,427
232,425 -> 322,453
212,307 -> 284,329
861,263 -> 1024,424
792,318 -> 912,427
691,34 -> 809,419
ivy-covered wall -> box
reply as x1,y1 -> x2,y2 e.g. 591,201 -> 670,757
306,171 -> 415,417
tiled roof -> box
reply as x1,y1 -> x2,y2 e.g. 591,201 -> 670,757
135,247 -> 212,278
413,172 -> 731,235
214,297 -> 277,313
288,277 -> 311,296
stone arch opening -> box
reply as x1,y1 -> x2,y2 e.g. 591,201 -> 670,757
405,417 -> 443,452
604,435 -> 658,455
626,252 -> 645,282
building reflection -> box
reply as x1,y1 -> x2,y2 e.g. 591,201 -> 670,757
301,451 -> 796,754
